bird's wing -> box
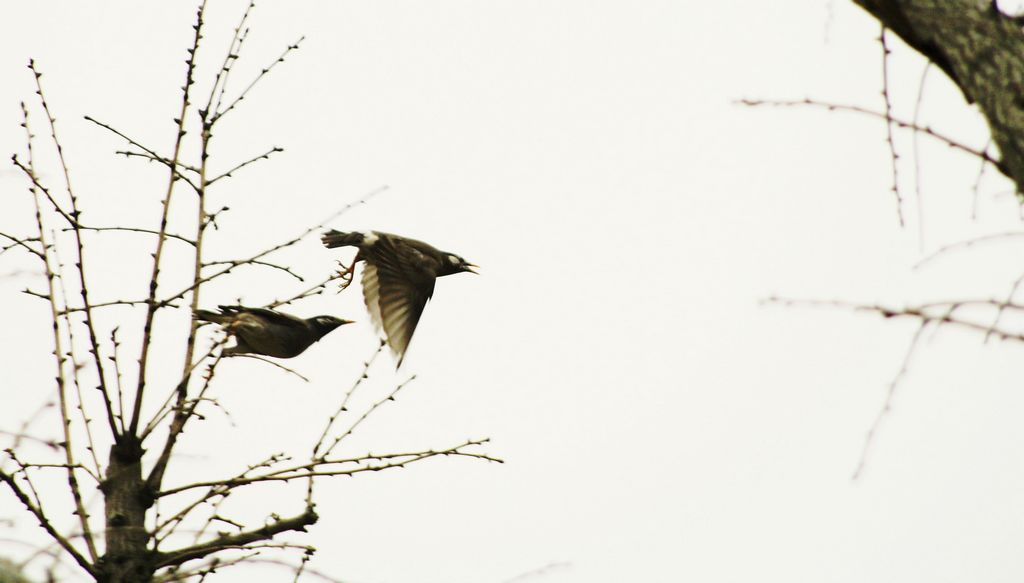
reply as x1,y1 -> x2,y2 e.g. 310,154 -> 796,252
376,269 -> 434,366
221,305 -> 306,329
363,236 -> 439,365
361,263 -> 385,333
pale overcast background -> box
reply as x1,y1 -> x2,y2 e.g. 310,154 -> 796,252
4,1 -> 1024,582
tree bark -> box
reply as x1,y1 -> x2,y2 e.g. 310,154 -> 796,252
97,437 -> 155,583
853,0 -> 1024,193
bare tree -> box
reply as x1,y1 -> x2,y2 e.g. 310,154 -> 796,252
0,4 -> 500,582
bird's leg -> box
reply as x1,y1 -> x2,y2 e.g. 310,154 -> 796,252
333,259 -> 357,292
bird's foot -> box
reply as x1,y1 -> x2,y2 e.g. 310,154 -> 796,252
332,260 -> 357,292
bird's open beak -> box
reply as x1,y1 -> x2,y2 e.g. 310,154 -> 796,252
465,263 -> 479,274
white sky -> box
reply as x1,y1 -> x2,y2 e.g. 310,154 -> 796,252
4,1 -> 1024,582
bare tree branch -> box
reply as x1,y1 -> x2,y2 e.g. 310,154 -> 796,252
84,116 -> 201,193
155,509 -> 318,569
0,231 -> 43,260
207,146 -> 283,185
126,0 -> 206,438
210,37 -> 305,123
158,185 -> 387,307
0,471 -> 95,576
737,98 -> 1006,173
158,439 -> 502,497
32,58 -> 127,446
852,0 -> 1024,194
17,96 -> 100,562
67,225 -> 196,247
851,322 -> 929,480
878,26 -> 905,227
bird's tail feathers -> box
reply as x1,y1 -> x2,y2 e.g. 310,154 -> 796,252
195,305 -> 247,324
321,230 -> 365,249
193,309 -> 224,324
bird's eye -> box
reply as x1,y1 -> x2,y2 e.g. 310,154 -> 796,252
447,254 -> 460,264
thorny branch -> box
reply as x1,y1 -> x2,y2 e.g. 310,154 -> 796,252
153,453 -> 284,543
155,509 -> 318,569
202,0 -> 254,120
737,98 -> 1006,174
320,375 -> 416,460
85,115 -> 201,193
766,294 -> 1024,476
18,95 -> 100,563
766,295 -> 1024,343
3,3 -> 498,580
311,341 -> 386,460
851,322 -> 929,481
210,37 -> 305,123
208,146 -> 283,185
126,1 -> 206,437
0,471 -> 96,577
158,439 -> 502,497
879,26 -> 904,227
67,225 -> 197,247
158,185 -> 387,308
50,239 -> 104,480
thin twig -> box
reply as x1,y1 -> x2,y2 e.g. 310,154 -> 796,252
0,231 -> 44,259
203,0 -> 255,121
51,238 -> 103,480
113,149 -> 201,177
851,322 -> 928,481
19,94 -> 100,561
913,230 -> 1024,270
311,341 -> 385,459
59,298 -> 167,315
211,37 -> 305,123
984,270 -> 1024,343
0,396 -> 57,470
0,471 -> 95,576
203,258 -> 304,282
11,155 -> 78,227
84,116 -> 201,193
266,275 -> 335,310
226,354 -> 310,382
911,62 -> 931,250
159,186 -> 387,307
158,439 -> 501,497
67,225 -> 196,247
127,6 -> 205,437
155,452 -> 286,541
247,558 -> 348,583
322,375 -> 416,460
972,138 -> 994,220
10,462 -> 101,485
109,327 -> 127,434
765,296 -> 1024,342
0,429 -> 59,452
737,98 -> 1006,174
879,26 -> 905,227
145,346 -> 225,490
207,146 -> 283,185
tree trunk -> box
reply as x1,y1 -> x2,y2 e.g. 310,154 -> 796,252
853,0 -> 1024,194
97,437 -> 155,583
